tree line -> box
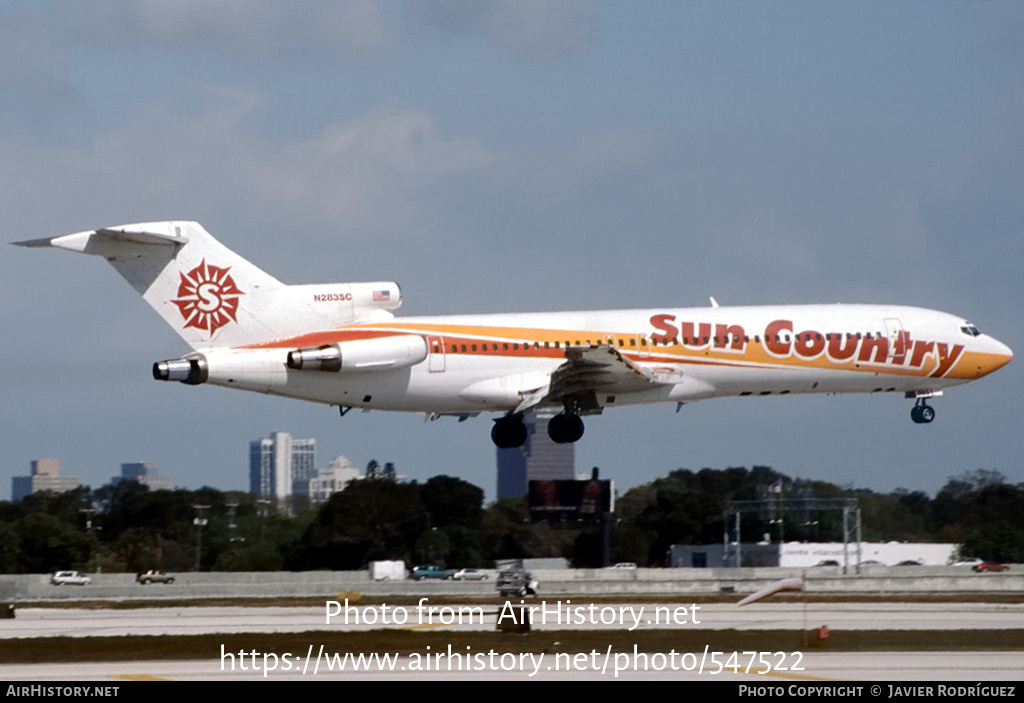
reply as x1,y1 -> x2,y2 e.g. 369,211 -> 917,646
0,467 -> 1020,573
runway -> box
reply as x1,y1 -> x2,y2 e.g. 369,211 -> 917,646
1,601 -> 1020,681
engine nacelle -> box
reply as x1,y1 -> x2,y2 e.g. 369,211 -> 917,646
287,345 -> 341,372
153,356 -> 208,385
287,335 -> 428,373
154,348 -> 287,393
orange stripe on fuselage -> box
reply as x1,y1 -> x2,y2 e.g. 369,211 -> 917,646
240,321 -> 993,381
245,328 -> 408,350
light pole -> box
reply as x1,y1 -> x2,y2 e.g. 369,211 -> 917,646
80,508 -> 100,574
192,504 -> 210,572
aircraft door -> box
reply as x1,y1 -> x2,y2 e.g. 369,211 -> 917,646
883,318 -> 905,361
636,334 -> 652,359
427,335 -> 445,372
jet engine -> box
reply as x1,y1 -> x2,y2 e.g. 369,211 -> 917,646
153,348 -> 286,393
286,335 -> 428,372
153,356 -> 208,385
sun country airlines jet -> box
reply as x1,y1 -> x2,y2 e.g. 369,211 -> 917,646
15,221 -> 1013,448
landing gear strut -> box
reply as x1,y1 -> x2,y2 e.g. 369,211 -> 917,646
910,398 -> 935,424
492,414 -> 527,448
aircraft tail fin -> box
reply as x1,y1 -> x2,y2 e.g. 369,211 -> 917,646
14,221 -> 401,349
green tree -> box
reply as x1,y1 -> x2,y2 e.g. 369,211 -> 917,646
289,479 -> 427,569
420,475 -> 484,530
413,529 -> 451,566
14,513 -> 93,573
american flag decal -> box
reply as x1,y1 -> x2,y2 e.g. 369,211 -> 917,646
373,289 -> 391,302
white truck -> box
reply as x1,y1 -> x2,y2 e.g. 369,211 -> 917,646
369,560 -> 407,581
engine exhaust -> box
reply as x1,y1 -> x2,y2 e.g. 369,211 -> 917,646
286,344 -> 341,372
153,356 -> 208,385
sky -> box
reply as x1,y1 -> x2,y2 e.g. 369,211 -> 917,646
2,1 -> 1022,503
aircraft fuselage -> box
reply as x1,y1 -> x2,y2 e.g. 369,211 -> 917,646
220,303 -> 1011,415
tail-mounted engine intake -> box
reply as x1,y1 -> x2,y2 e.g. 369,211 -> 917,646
286,335 -> 428,372
153,356 -> 208,385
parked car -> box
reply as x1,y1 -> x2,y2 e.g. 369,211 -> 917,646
608,562 -> 637,569
813,560 -> 840,567
411,565 -> 454,580
452,568 -> 488,581
972,563 -> 1009,573
136,570 -> 175,584
949,557 -> 983,567
895,560 -> 923,567
50,570 -> 91,586
858,560 -> 886,567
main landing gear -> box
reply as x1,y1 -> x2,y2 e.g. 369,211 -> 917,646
547,412 -> 584,444
491,412 -> 586,448
910,398 -> 935,424
492,414 -> 528,449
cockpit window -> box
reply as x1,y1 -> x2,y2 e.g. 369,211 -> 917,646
960,323 -> 981,337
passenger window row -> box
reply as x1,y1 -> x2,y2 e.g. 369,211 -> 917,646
439,331 -> 891,353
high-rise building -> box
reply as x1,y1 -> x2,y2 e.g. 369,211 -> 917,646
249,431 -> 316,500
112,462 -> 173,491
289,438 -> 317,497
496,411 -> 575,498
11,459 -> 79,501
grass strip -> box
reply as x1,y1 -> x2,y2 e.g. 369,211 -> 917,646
0,629 -> 1021,664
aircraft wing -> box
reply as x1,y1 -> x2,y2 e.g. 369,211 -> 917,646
515,344 -> 659,415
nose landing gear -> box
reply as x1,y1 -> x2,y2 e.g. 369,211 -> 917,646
910,398 -> 935,424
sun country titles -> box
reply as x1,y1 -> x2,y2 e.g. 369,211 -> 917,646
648,313 -> 964,378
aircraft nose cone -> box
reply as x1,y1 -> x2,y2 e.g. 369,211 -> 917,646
993,336 -> 1012,360
981,336 -> 1013,376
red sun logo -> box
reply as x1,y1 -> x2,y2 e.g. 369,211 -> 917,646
171,260 -> 244,337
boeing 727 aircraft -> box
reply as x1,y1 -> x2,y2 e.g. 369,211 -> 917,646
15,221 -> 1013,448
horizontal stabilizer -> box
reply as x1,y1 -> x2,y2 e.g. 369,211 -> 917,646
96,226 -> 189,245
13,223 -> 188,256
11,237 -> 59,248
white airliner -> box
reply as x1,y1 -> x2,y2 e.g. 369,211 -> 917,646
15,221 -> 1013,448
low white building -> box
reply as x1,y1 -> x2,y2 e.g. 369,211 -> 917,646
778,541 -> 956,567
670,541 -> 957,568
308,456 -> 362,503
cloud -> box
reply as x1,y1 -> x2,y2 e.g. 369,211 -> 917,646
488,128 -> 657,206
41,0 -> 392,62
257,106 -> 498,229
416,0 -> 596,59
0,87 -> 498,242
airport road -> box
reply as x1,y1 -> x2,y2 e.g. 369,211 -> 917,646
0,651 -> 1021,681
2,601 -> 1022,638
